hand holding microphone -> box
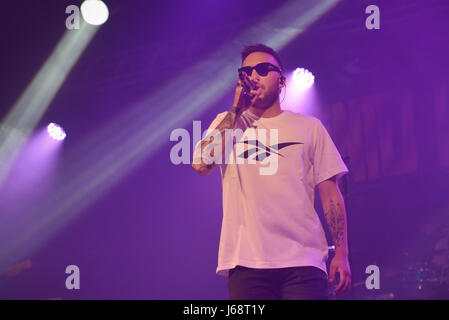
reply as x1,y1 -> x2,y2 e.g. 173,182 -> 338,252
231,71 -> 260,113
239,70 -> 257,95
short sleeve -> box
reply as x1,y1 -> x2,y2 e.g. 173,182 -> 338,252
311,119 -> 348,186
193,112 -> 227,164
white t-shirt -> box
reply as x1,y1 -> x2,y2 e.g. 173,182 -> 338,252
194,109 -> 348,277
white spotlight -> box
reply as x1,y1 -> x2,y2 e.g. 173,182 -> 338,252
292,67 -> 315,88
81,0 -> 109,26
47,123 -> 67,141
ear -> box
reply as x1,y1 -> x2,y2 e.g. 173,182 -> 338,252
279,75 -> 286,88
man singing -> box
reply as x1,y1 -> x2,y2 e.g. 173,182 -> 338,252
192,44 -> 351,299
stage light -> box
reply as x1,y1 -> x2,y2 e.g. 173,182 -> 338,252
292,67 -> 315,88
0,23 -> 98,190
81,0 -> 109,26
282,67 -> 320,115
47,123 -> 66,141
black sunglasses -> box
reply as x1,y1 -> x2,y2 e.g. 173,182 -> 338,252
238,62 -> 282,78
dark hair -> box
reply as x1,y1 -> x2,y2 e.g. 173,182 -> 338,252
241,44 -> 283,71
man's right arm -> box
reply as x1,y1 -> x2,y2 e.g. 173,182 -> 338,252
192,106 -> 242,175
192,74 -> 256,175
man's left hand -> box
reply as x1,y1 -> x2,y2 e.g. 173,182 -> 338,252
328,253 -> 351,296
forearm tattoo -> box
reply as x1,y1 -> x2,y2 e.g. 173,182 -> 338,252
215,109 -> 238,133
196,109 -> 240,173
324,199 -> 345,248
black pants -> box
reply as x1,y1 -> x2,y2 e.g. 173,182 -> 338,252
228,265 -> 328,300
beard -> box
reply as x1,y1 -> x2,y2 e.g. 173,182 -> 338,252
252,87 -> 279,109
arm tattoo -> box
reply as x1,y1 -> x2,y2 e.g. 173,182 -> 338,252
324,199 -> 345,248
194,109 -> 240,174
215,109 -> 238,133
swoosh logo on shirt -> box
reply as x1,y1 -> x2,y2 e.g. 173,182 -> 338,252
237,140 -> 303,162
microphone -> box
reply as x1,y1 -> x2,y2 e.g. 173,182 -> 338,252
239,71 -> 257,96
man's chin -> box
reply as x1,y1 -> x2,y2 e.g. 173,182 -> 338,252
252,98 -> 270,109
252,93 -> 278,110
252,104 -> 269,110
252,99 -> 274,110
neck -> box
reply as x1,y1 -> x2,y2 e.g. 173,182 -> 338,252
249,99 -> 282,118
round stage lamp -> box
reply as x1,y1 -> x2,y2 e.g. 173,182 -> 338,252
81,0 -> 109,26
47,123 -> 67,141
